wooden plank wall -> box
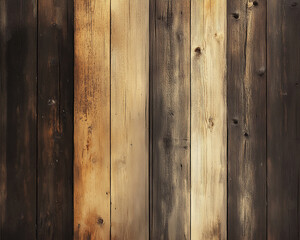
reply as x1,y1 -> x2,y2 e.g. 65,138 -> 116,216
74,0 -> 110,239
38,0 -> 73,238
0,0 -> 37,239
0,0 -> 73,239
150,1 -> 190,239
267,0 -> 300,239
191,0 -> 227,239
1,0 -> 300,239
228,0 -> 267,239
111,0 -> 149,239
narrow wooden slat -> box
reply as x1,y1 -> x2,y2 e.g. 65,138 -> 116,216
74,0 -> 111,239
150,0 -> 190,238
37,0 -> 73,238
111,0 -> 149,238
0,0 -> 37,239
191,0 -> 227,239
267,0 -> 300,238
227,0 -> 267,239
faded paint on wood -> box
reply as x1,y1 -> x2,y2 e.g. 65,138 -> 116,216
111,0 -> 149,239
74,0 -> 111,239
191,0 -> 227,239
38,0 -> 73,238
0,0 -> 37,239
228,0 -> 267,239
150,0 -> 191,239
267,0 -> 300,239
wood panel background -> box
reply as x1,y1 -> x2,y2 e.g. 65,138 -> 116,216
1,0 -> 300,239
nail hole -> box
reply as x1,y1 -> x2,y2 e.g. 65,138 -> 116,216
291,2 -> 298,7
233,119 -> 238,125
253,1 -> 258,6
244,132 -> 249,137
97,217 -> 104,225
232,13 -> 239,19
257,67 -> 266,76
195,47 -> 201,54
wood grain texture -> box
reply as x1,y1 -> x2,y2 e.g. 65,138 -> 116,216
267,0 -> 300,239
228,0 -> 267,239
111,0 -> 149,239
0,0 -> 37,239
37,0 -> 73,238
191,0 -> 227,239
74,0 -> 110,239
150,1 -> 190,239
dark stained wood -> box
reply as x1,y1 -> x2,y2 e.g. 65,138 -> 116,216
228,0 -> 267,239
37,0 -> 73,238
150,0 -> 190,239
0,0 -> 37,239
267,0 -> 300,239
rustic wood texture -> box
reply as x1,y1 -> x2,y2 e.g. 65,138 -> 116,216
0,0 -> 37,239
150,1 -> 190,239
74,0 -> 110,239
228,0 -> 267,239
110,0 -> 149,239
191,0 -> 227,239
267,0 -> 300,239
37,0 -> 73,238
3,0 -> 300,239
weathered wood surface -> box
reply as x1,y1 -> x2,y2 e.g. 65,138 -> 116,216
2,0 -> 300,239
111,0 -> 149,239
191,0 -> 227,239
267,0 -> 300,239
150,0 -> 190,239
37,0 -> 73,238
0,0 -> 37,239
227,0 -> 267,239
74,0 -> 111,239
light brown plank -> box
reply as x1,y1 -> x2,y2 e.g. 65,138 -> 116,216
191,0 -> 227,239
111,0 -> 149,239
74,0 -> 111,239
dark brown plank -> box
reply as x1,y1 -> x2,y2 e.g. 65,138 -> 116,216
37,0 -> 73,238
0,0 -> 37,239
150,0 -> 190,239
228,0 -> 267,239
267,0 -> 300,239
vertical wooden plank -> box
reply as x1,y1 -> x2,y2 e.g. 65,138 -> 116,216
228,0 -> 267,239
191,0 -> 227,239
111,0 -> 149,238
0,0 -> 37,239
37,0 -> 73,238
74,0 -> 110,239
267,0 -> 300,239
150,0 -> 190,239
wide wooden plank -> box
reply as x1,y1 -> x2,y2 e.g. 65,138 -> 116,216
0,0 -> 37,239
37,0 -> 73,238
267,0 -> 300,239
111,0 -> 149,238
150,1 -> 190,239
74,0 -> 111,239
191,0 -> 227,239
227,0 -> 267,239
